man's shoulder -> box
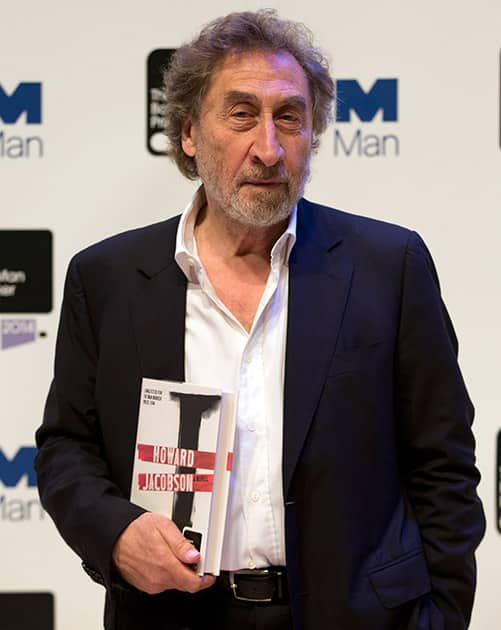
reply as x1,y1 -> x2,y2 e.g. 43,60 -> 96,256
298,198 -> 412,247
71,215 -> 181,272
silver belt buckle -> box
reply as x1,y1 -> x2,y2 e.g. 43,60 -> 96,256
229,568 -> 279,603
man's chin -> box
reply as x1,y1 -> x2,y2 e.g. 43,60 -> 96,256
227,202 -> 294,229
238,187 -> 294,214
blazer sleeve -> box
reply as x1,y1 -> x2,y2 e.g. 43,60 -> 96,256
35,256 -> 145,590
395,231 -> 485,629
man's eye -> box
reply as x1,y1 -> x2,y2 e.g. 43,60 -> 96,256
279,113 -> 300,123
232,111 -> 252,118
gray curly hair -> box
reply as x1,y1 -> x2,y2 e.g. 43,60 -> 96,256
163,9 -> 335,179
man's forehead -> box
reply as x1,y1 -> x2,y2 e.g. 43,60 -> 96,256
223,89 -> 308,110
206,49 -> 312,104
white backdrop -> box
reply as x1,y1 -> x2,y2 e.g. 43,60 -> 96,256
1,1 -> 500,628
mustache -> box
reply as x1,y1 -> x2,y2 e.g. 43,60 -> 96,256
237,166 -> 288,183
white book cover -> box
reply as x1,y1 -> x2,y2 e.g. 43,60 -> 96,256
130,378 -> 237,576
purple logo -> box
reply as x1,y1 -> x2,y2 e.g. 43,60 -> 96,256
1,318 -> 36,349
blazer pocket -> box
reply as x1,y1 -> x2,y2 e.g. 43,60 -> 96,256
368,549 -> 431,609
327,341 -> 383,379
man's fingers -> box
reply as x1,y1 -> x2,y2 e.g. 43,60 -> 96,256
112,512 -> 215,594
198,574 -> 217,591
155,520 -> 217,592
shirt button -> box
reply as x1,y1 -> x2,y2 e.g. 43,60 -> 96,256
247,559 -> 256,569
248,425 -> 256,432
250,491 -> 260,503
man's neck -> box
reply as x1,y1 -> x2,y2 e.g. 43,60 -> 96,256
194,201 -> 289,262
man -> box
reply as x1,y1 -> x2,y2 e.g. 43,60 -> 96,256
35,9 -> 485,630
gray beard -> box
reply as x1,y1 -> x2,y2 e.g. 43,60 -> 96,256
197,162 -> 310,229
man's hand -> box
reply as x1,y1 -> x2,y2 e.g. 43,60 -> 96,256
112,512 -> 216,594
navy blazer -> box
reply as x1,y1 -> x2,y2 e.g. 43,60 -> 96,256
35,199 -> 485,629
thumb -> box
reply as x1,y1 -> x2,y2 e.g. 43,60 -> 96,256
179,540 -> 200,565
164,521 -> 200,564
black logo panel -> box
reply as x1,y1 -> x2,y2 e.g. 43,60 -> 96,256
0,593 -> 54,630
147,48 -> 176,156
0,230 -> 52,313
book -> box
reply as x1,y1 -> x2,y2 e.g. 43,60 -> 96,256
130,378 -> 237,576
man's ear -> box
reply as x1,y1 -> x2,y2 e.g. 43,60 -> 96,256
181,119 -> 197,157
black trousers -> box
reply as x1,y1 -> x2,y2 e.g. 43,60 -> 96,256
107,580 -> 293,630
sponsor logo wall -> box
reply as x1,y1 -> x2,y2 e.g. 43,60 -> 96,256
0,446 -> 42,521
0,82 -> 44,159
0,230 -> 51,350
1,2 -> 500,629
334,78 -> 399,157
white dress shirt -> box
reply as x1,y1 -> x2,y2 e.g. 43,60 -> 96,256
174,187 -> 296,570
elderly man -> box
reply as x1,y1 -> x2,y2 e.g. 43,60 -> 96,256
35,9 -> 484,630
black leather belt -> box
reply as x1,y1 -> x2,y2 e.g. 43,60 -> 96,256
219,568 -> 289,604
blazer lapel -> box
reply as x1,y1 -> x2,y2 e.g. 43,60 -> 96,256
283,201 -> 353,497
129,218 -> 187,383
127,207 -> 353,499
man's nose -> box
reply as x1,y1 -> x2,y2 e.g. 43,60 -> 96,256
249,120 -> 285,167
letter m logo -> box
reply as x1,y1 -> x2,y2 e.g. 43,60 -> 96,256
0,447 -> 37,487
336,79 -> 398,122
0,82 -> 42,124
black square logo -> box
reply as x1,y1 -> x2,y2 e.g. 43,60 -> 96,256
0,230 -> 52,313
147,49 -> 176,156
0,593 -> 54,630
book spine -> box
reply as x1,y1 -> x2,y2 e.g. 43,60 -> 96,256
204,392 -> 238,575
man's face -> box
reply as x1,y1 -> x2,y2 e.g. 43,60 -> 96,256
181,49 -> 313,228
